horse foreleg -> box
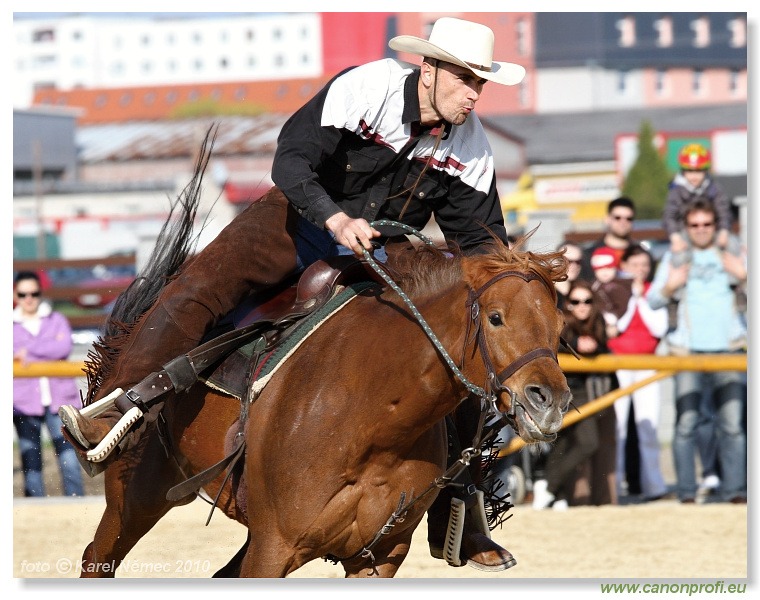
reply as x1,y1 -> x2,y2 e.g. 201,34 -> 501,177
79,438 -> 188,577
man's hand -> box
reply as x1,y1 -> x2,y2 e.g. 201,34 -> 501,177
721,250 -> 747,282
663,262 -> 689,297
325,213 -> 381,256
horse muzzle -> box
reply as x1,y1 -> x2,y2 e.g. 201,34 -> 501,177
508,384 -> 571,443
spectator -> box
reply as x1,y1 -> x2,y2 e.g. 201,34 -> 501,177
533,281 -> 616,510
608,246 -> 669,501
554,241 -> 586,309
13,271 -> 84,497
529,240 -> 586,507
580,197 -> 640,281
648,200 -> 747,504
589,246 -> 632,339
664,143 -> 737,258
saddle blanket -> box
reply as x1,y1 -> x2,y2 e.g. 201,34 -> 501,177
201,280 -> 377,401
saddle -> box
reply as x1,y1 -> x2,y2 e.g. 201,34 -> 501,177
199,255 -> 378,398
163,255 -> 381,503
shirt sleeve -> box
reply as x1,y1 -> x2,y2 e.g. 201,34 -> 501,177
662,182 -> 683,235
646,255 -> 673,311
24,313 -> 74,361
708,181 -> 734,232
271,73 -> 348,228
433,175 -> 508,252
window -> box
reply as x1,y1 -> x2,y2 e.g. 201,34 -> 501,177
246,29 -> 255,41
219,57 -> 229,69
616,15 -> 636,47
654,16 -> 673,47
194,59 -> 203,70
516,18 -> 529,56
518,80 -> 529,107
119,93 -> 133,107
692,68 -> 704,94
141,34 -> 151,46
32,28 -> 55,42
144,92 -> 156,105
274,54 -> 285,67
141,61 -> 152,73
729,68 -> 740,94
728,17 -> 746,48
691,16 -> 710,48
617,70 -> 629,93
72,30 -> 83,41
273,29 -> 283,40
655,68 -> 667,95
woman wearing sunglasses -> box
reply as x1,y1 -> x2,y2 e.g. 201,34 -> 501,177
534,280 -> 616,510
13,271 -> 84,497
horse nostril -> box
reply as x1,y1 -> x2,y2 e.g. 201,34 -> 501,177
525,384 -> 550,406
560,389 -> 573,413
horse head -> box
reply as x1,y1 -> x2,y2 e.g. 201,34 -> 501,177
460,238 -> 571,443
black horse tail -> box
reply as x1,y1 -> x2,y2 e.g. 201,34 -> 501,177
83,125 -> 217,404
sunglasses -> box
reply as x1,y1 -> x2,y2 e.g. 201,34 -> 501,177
687,221 -> 715,229
567,259 -> 582,265
568,298 -> 593,306
611,215 -> 634,222
17,291 -> 41,299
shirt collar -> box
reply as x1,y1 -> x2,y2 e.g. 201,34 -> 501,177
403,70 -> 452,139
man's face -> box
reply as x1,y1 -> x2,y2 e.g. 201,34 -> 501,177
422,61 -> 486,126
606,206 -> 634,239
685,209 -> 717,249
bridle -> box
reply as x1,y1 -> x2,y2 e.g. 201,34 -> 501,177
463,270 -> 558,421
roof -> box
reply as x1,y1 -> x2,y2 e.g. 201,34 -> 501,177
77,116 -> 290,162
33,77 -> 333,125
482,103 -> 747,165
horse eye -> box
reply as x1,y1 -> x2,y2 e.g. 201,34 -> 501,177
488,312 -> 503,326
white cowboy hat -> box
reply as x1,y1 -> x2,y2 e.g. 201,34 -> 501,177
389,17 -> 526,86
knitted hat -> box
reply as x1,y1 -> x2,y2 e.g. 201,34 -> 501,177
591,247 -> 619,270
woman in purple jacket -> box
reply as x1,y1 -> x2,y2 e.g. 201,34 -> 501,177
13,271 -> 83,496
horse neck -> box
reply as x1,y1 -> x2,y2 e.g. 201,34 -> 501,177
391,284 -> 483,426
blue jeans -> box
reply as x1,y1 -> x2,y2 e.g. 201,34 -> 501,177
672,368 -> 746,501
294,216 -> 387,271
13,408 -> 85,497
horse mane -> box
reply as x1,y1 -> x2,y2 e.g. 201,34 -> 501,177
82,126 -> 216,404
391,232 -> 568,304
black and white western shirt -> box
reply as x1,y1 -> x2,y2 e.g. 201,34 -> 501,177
272,58 -> 508,251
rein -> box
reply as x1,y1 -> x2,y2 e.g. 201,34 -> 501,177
330,221 -> 557,567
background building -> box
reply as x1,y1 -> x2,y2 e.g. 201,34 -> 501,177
13,11 -> 747,260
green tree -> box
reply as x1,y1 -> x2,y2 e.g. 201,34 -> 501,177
621,120 -> 673,220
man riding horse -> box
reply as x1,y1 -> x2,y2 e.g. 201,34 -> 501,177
61,17 -> 526,572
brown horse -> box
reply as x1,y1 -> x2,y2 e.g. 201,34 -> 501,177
75,154 -> 571,579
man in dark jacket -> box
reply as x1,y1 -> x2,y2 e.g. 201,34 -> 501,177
61,17 -> 526,571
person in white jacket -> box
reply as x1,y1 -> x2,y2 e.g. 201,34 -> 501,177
608,246 -> 669,501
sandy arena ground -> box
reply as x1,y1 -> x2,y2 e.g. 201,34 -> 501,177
13,494 -> 747,582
